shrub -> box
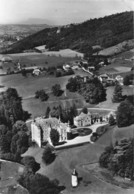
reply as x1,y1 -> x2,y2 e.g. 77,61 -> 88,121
35,90 -> 49,101
109,115 -> 116,126
50,128 -> 60,146
42,145 -> 54,165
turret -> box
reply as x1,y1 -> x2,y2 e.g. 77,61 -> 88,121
71,168 -> 78,187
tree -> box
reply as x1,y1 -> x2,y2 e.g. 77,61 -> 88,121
112,83 -> 123,103
81,107 -> 88,114
12,120 -> 28,135
123,74 -> 133,86
109,114 -> 116,126
45,107 -> 51,118
99,145 -> 114,168
21,69 -> 27,77
50,128 -> 60,146
18,172 -> 61,194
66,76 -> 82,92
0,88 -> 30,126
42,145 -> 54,165
116,100 -> 134,127
51,84 -> 61,96
35,90 -> 49,101
123,75 -> 131,86
22,156 -> 40,173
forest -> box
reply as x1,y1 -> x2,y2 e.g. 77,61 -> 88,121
1,11 -> 133,54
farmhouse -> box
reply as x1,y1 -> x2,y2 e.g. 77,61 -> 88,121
63,64 -> 71,71
33,68 -> 41,76
115,75 -> 123,85
31,117 -> 71,147
74,112 -> 91,127
99,74 -> 110,82
0,55 -> 13,62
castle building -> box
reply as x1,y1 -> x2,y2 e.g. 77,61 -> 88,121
31,117 -> 71,147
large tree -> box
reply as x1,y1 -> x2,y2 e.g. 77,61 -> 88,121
112,83 -> 123,103
51,84 -> 61,96
0,88 -> 30,126
50,128 -> 60,146
116,100 -> 134,127
99,138 -> 134,180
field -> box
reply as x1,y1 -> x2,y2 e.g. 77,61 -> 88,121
0,160 -> 25,193
112,124 -> 134,144
99,49 -> 133,76
0,53 -> 79,75
96,39 -> 134,56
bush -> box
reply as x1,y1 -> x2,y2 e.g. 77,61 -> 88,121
116,100 -> 134,127
42,145 -> 55,165
22,156 -> 40,173
109,115 -> 116,126
35,90 -> 49,101
50,128 -> 60,146
51,84 -> 61,96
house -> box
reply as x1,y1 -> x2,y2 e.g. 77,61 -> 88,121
99,74 -> 110,82
33,68 -> 41,76
63,64 -> 71,71
88,66 -> 95,71
72,65 -> 79,70
0,55 -> 13,63
31,117 -> 71,147
74,112 -> 91,127
115,75 -> 123,85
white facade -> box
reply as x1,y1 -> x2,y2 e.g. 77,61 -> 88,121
74,112 -> 91,127
31,122 -> 42,147
31,117 -> 70,147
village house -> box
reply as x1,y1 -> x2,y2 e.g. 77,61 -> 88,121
115,75 -> 124,85
63,64 -> 71,71
33,68 -> 41,76
31,117 -> 71,147
74,112 -> 91,127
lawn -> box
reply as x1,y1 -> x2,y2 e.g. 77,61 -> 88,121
99,49 -> 133,76
112,124 -> 134,145
23,125 -> 134,194
9,53 -> 78,68
0,160 -> 24,193
97,85 -> 134,110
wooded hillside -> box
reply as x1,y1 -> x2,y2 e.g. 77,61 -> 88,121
2,11 -> 133,54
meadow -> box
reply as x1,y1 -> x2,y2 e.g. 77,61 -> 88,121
99,49 -> 133,76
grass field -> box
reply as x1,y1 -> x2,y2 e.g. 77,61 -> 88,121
0,54 -> 79,75
0,160 -> 24,193
112,124 -> 134,145
97,85 -> 134,110
23,125 -> 134,194
99,49 -> 133,76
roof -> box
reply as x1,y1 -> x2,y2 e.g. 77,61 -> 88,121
0,55 -> 13,62
33,117 -> 69,134
74,112 -> 91,121
99,74 -> 109,78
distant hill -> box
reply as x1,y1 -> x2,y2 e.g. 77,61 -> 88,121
20,18 -> 54,26
0,24 -> 51,36
1,11 -> 133,54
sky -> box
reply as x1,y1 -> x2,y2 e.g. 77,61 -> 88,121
0,0 -> 133,25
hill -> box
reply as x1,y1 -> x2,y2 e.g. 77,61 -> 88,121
2,11 -> 133,54
0,24 -> 50,37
